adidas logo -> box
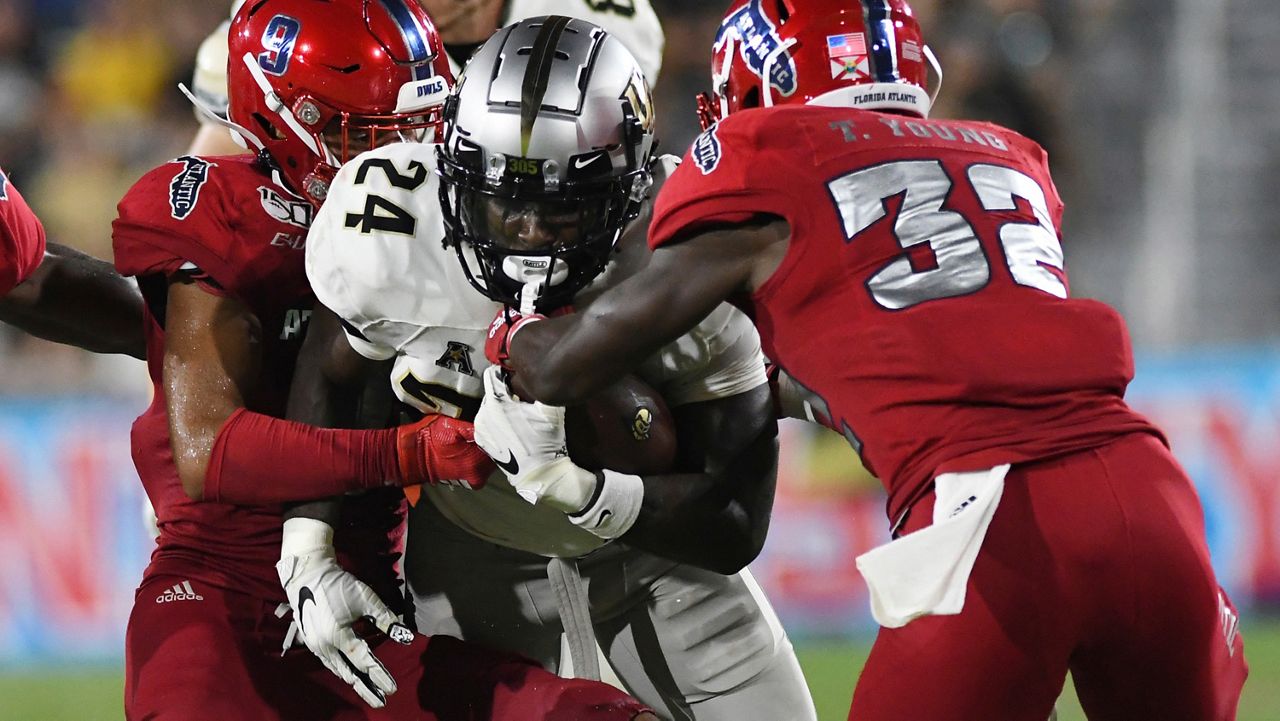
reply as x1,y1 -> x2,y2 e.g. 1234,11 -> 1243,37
1218,590 -> 1240,655
155,580 -> 205,604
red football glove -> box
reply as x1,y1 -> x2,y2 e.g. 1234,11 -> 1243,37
395,415 -> 494,489
485,307 -> 546,367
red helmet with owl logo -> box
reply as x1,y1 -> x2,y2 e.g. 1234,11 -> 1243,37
226,0 -> 453,204
697,0 -> 940,128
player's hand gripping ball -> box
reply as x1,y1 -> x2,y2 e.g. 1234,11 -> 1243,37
508,371 -> 676,475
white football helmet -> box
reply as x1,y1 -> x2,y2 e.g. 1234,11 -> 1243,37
438,15 -> 656,312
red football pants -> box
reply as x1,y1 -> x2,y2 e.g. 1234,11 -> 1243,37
124,574 -> 648,721
849,433 -> 1247,721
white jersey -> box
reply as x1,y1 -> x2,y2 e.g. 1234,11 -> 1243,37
307,142 -> 765,558
193,0 -> 664,128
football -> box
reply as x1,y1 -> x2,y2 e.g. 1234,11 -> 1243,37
509,372 -> 677,475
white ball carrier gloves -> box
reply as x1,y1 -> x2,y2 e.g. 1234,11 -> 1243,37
276,517 -> 414,708
474,366 -> 644,540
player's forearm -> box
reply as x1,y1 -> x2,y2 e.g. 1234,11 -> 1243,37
625,434 -> 778,574
510,241 -> 747,405
511,300 -> 698,405
202,408 -> 403,504
0,244 -> 146,358
623,387 -> 780,572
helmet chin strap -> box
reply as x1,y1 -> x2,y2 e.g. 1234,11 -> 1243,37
709,33 -> 736,121
178,83 -> 263,152
923,44 -> 944,110
519,280 -> 542,316
240,52 -> 339,166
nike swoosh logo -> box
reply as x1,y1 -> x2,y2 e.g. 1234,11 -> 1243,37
573,156 -> 597,169
594,510 -> 612,528
338,649 -> 386,705
494,451 -> 520,475
297,587 -> 316,635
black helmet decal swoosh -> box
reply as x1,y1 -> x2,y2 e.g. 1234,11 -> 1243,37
521,15 -> 572,156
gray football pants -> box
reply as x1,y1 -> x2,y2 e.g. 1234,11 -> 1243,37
405,503 -> 817,721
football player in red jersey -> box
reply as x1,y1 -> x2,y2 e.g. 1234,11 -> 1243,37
111,1 -> 654,719
477,0 -> 1250,719
0,166 -> 144,357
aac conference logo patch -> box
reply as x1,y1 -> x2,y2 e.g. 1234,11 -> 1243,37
692,126 -> 722,176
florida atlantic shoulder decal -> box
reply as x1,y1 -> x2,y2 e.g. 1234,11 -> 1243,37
715,0 -> 797,99
692,126 -> 722,175
258,14 -> 301,76
169,157 -> 215,220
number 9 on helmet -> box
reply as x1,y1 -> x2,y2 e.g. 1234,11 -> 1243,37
225,0 -> 454,205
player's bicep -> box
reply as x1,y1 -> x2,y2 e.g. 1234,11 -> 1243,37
672,384 -> 777,496
162,275 -> 262,490
678,384 -> 779,560
286,304 -> 393,428
629,384 -> 779,571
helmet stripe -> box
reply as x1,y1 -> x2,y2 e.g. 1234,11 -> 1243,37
520,15 -> 572,157
375,0 -> 433,79
861,0 -> 901,84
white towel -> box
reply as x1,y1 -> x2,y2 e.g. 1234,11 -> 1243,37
855,464 -> 1010,628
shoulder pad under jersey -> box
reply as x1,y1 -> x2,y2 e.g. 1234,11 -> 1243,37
307,142 -> 493,358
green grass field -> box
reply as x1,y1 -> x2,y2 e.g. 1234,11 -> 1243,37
4,618 -> 1278,720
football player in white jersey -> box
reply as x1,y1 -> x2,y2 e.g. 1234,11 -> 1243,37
292,17 -> 817,721
184,0 -> 662,156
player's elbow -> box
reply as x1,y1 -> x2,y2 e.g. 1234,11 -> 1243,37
167,415 -> 229,502
701,542 -> 761,575
173,456 -> 209,501
720,524 -> 769,574
691,514 -> 767,575
706,551 -> 754,576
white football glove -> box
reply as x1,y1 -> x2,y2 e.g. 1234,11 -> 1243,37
276,517 -> 412,708
473,366 -> 596,513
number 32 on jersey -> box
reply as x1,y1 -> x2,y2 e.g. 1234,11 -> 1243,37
828,160 -> 1066,310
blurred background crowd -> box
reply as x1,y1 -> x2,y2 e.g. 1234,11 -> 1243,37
1,0 -> 1279,716
3,0 -> 1278,394
3,0 -> 1278,386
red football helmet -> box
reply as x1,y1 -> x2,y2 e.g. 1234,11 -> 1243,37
227,0 -> 453,204
697,0 -> 940,128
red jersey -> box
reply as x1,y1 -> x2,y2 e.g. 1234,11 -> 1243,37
650,107 -> 1161,522
0,166 -> 47,295
113,155 -> 404,601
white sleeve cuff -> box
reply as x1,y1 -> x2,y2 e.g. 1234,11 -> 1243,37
568,470 -> 644,540
343,327 -> 397,361
280,517 -> 335,558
